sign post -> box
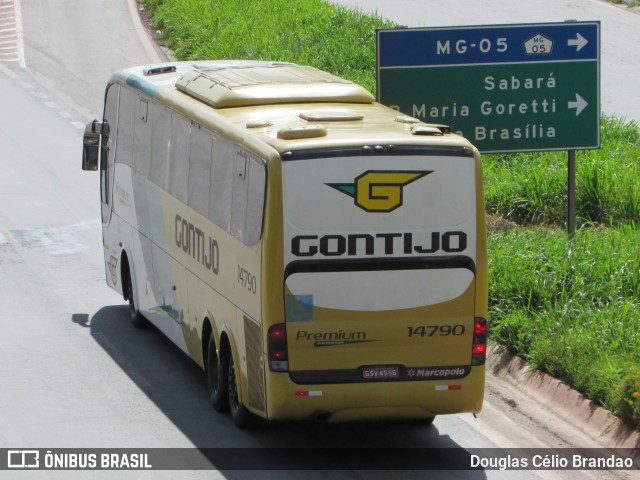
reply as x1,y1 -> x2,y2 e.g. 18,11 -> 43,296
568,150 -> 576,239
377,22 -> 600,235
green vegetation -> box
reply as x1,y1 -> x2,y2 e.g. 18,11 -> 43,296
140,0 -> 392,92
611,0 -> 640,6
139,0 -> 640,428
485,117 -> 640,427
489,227 -> 640,424
485,117 -> 640,226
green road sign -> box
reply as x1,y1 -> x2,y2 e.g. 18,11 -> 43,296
377,23 -> 600,153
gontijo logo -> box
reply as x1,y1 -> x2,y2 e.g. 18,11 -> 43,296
327,170 -> 432,212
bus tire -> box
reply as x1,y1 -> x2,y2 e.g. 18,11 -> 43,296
227,353 -> 256,429
125,266 -> 147,328
413,416 -> 436,426
207,333 -> 229,412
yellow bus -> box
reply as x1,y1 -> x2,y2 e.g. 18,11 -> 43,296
82,61 -> 488,428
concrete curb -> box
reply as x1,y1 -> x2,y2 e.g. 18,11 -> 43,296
487,344 -> 640,453
609,0 -> 640,14
126,0 -> 169,64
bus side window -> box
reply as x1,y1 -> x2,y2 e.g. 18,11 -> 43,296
230,151 -> 266,245
169,114 -> 191,204
246,157 -> 266,245
101,84 -> 119,209
188,126 -> 212,218
134,97 -> 151,178
150,102 -> 170,191
209,138 -> 234,231
116,88 -> 135,168
231,151 -> 248,241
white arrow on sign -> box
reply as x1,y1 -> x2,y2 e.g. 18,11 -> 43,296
568,33 -> 588,52
568,93 -> 588,116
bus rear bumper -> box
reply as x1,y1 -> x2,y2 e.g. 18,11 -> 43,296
264,366 -> 485,423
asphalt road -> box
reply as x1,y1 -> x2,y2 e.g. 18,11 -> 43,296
0,1 -> 636,479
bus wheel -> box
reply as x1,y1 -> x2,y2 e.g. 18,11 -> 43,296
125,269 -> 147,328
227,353 -> 255,428
207,334 -> 228,412
413,416 -> 436,426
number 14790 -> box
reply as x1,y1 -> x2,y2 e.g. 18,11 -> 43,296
407,325 -> 465,337
237,266 -> 257,294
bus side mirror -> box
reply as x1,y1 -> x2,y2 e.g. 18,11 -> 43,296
82,120 -> 100,171
82,120 -> 108,171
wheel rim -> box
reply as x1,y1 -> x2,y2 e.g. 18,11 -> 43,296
127,276 -> 136,315
228,356 -> 239,411
209,347 -> 219,397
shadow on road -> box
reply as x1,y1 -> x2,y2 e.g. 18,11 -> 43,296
74,305 -> 487,478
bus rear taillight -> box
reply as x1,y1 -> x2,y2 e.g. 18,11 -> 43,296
268,323 -> 289,372
471,317 -> 487,366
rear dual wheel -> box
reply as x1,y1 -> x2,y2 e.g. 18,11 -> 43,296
227,354 -> 256,428
206,334 -> 257,428
207,335 -> 228,412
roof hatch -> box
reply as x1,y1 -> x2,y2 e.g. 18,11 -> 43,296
175,64 -> 375,108
299,111 -> 364,122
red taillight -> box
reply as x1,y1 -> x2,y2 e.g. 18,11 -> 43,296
472,317 -> 487,366
474,317 -> 487,335
472,343 -> 487,356
267,323 -> 289,372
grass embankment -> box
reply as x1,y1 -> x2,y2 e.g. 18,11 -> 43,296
486,118 -> 640,427
140,0 -> 640,428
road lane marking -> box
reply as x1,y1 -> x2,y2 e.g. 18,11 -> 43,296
11,220 -> 100,256
0,0 -> 25,68
0,64 -> 88,131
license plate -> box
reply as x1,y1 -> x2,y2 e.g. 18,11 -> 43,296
362,365 -> 400,380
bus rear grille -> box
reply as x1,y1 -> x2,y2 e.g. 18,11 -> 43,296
243,315 -> 266,413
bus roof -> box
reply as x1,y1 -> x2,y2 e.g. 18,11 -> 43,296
111,61 -> 475,158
